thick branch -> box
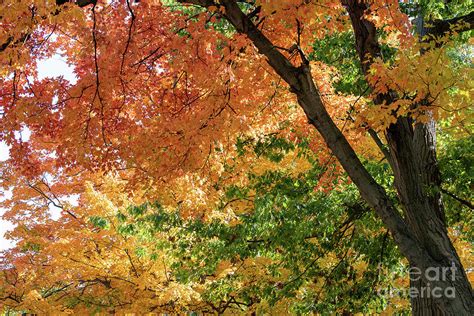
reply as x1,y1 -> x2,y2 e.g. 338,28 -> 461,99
425,11 -> 474,38
0,35 -> 30,54
343,0 -> 473,312
56,0 -> 97,8
177,0 -> 446,281
177,0 -> 301,90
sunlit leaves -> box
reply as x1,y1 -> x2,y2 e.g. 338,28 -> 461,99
0,0 -> 472,314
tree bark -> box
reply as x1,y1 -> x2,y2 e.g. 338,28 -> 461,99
343,0 -> 473,314
179,0 -> 474,314
386,117 -> 473,315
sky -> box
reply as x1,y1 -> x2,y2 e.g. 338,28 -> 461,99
0,55 -> 76,250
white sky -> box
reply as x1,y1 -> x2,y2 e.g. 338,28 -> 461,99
0,55 -> 76,250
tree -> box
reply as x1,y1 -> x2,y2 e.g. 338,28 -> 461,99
0,136 -> 471,314
0,0 -> 472,314
176,1 -> 474,314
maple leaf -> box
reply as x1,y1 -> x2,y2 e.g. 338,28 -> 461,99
1,0 -> 473,314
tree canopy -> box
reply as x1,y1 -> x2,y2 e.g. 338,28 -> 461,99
0,0 -> 472,314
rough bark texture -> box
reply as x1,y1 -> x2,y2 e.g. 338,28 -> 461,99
343,0 -> 473,314
178,0 -> 474,313
1,0 -> 471,313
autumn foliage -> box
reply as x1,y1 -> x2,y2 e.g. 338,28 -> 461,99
0,0 -> 473,314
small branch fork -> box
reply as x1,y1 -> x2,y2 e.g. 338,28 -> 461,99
26,179 -> 79,219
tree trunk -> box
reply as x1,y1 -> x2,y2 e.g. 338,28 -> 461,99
180,0 -> 474,314
343,0 -> 473,313
386,117 -> 473,315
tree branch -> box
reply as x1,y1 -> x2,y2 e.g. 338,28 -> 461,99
177,1 -> 449,285
0,1 -> 97,53
56,0 -> 97,8
367,128 -> 391,161
440,188 -> 474,210
425,11 -> 474,39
